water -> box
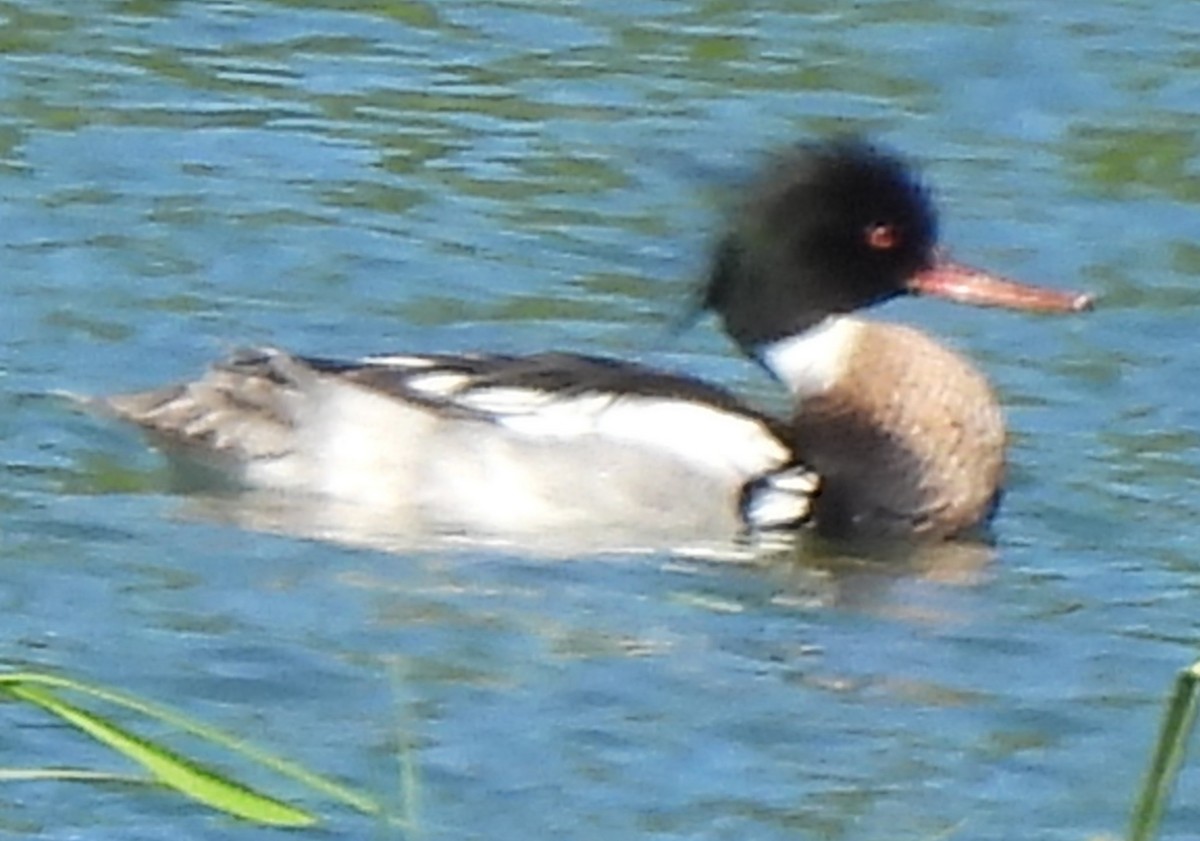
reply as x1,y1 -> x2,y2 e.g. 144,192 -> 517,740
2,1 -> 1199,838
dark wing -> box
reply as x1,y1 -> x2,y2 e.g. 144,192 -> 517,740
307,350 -> 784,429
100,346 -> 788,447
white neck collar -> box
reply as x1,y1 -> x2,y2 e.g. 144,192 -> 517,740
758,316 -> 863,400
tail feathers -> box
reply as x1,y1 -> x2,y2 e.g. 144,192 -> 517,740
96,348 -> 305,461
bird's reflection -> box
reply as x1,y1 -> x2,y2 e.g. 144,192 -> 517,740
176,487 -> 996,623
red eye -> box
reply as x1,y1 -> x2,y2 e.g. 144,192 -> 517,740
866,223 -> 900,250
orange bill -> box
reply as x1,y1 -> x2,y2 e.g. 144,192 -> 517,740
908,258 -> 1094,313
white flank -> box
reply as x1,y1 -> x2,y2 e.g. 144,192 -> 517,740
760,315 -> 862,399
231,362 -> 802,539
287,377 -> 438,507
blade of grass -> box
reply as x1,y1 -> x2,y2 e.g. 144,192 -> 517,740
0,768 -> 143,783
0,670 -> 381,817
385,656 -> 422,837
1128,660 -> 1200,841
2,682 -> 315,827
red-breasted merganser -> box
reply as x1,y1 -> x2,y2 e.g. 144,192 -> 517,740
97,138 -> 1091,542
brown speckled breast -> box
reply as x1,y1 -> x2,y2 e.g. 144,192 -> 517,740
791,321 -> 1006,538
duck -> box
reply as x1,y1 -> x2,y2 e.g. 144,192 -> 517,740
96,137 -> 1091,543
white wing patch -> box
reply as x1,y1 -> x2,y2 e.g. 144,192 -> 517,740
487,391 -> 789,479
741,465 -> 820,529
454,387 -> 558,415
405,371 -> 472,395
360,354 -> 440,368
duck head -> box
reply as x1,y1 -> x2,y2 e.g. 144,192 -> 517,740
702,137 -> 1092,358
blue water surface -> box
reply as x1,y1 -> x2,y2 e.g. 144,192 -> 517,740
2,1 -> 1200,839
